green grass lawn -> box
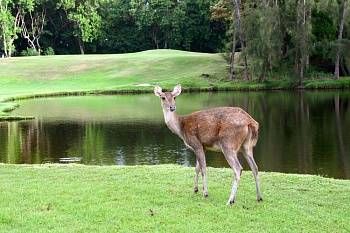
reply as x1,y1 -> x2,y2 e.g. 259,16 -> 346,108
0,164 -> 349,233
1,49 -> 350,119
0,50 -> 227,101
0,49 -> 227,119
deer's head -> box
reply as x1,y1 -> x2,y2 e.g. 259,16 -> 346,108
154,85 -> 182,112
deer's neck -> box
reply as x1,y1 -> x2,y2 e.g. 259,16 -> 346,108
162,110 -> 183,139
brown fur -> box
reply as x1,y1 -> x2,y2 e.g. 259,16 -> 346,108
179,107 -> 259,152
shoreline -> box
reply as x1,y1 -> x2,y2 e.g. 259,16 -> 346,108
0,163 -> 348,180
1,79 -> 350,121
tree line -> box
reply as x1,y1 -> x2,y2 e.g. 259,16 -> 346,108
0,0 -> 349,81
213,0 -> 350,81
0,0 -> 227,55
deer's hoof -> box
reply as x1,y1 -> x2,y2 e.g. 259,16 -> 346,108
226,199 -> 235,206
257,197 -> 263,202
194,187 -> 199,193
204,193 -> 208,198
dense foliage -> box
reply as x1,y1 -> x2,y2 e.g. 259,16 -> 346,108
0,0 -> 349,80
213,0 -> 350,80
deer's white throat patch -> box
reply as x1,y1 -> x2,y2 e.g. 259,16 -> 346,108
163,110 -> 182,138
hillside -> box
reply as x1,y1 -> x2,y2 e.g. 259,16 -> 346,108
0,49 -> 227,100
1,49 -> 349,120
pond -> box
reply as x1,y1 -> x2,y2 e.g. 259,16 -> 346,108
0,91 -> 349,179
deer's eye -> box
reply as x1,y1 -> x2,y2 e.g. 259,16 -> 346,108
161,97 -> 166,100
174,97 -> 176,100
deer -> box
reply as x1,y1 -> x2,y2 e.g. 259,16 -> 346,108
154,84 -> 262,205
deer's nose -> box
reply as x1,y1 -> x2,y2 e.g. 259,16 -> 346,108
170,106 -> 176,112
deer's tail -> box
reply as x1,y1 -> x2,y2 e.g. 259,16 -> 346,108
248,121 -> 259,147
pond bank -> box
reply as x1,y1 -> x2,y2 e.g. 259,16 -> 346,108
1,77 -> 350,121
1,50 -> 349,120
0,164 -> 349,232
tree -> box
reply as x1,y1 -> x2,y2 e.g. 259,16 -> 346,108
243,0 -> 282,81
231,0 -> 249,80
97,0 -> 150,53
0,0 -> 22,57
289,0 -> 313,85
211,0 -> 237,79
229,8 -> 237,80
57,0 -> 102,54
334,0 -> 348,79
130,0 -> 185,49
212,0 -> 248,80
181,0 -> 212,51
0,0 -> 13,57
20,1 -> 46,55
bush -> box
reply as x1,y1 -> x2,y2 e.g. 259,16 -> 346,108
20,48 -> 39,56
43,47 -> 55,56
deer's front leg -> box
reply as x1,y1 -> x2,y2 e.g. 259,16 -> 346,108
194,160 -> 200,193
194,148 -> 208,197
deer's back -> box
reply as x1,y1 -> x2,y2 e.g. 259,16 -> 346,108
180,107 -> 258,150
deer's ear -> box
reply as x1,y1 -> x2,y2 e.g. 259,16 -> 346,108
154,86 -> 163,97
172,84 -> 182,97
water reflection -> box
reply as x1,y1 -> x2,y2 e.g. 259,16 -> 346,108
0,91 -> 349,179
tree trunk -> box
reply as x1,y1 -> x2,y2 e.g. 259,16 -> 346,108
8,43 -> 12,58
35,38 -> 41,55
334,0 -> 347,80
259,58 -> 267,82
232,0 -> 249,80
299,56 -> 304,86
300,0 -> 306,85
152,28 -> 159,49
243,50 -> 249,80
2,33 -> 8,57
20,11 -> 45,54
229,24 -> 236,80
296,0 -> 309,86
268,54 -> 272,71
78,38 -> 84,55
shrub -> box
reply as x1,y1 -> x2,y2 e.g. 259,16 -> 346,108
43,47 -> 55,56
20,48 -> 39,56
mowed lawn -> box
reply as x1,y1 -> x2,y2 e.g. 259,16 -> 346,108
0,164 -> 349,233
1,49 -> 350,118
1,49 -> 350,102
0,49 -> 227,100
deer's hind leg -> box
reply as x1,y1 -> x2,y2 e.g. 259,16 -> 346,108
221,144 -> 243,205
242,143 -> 262,202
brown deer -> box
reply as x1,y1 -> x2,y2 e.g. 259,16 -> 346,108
154,84 -> 262,205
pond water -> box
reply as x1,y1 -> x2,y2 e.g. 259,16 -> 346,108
0,91 -> 349,179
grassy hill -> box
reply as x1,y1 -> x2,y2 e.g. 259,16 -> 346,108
0,49 -> 349,120
0,164 -> 349,233
0,49 -> 227,100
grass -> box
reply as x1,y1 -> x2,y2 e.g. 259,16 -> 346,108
0,50 -> 227,100
0,49 -> 350,120
0,49 -> 226,120
0,164 -> 349,233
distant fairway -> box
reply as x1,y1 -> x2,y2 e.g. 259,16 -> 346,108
1,49 -> 349,119
0,49 -> 227,100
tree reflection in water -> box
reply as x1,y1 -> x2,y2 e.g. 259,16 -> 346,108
0,91 -> 349,178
